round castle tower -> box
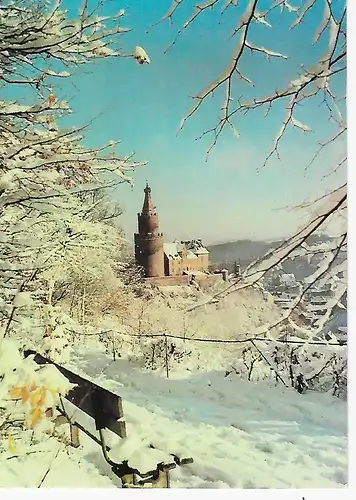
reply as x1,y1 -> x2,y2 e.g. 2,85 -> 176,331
134,183 -> 164,277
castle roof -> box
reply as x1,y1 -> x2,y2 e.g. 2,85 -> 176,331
141,182 -> 156,216
186,250 -> 198,259
164,241 -> 208,260
194,247 -> 209,255
181,239 -> 209,255
163,242 -> 182,260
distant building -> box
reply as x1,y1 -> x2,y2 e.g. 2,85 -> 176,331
134,184 -> 209,278
279,273 -> 297,286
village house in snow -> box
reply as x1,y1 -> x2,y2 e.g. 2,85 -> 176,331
134,183 -> 210,278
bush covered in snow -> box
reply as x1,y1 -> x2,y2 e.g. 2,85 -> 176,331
227,341 -> 347,399
141,337 -> 193,371
0,337 -> 73,456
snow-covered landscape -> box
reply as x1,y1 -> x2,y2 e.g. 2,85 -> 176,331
0,0 -> 348,493
0,340 -> 348,488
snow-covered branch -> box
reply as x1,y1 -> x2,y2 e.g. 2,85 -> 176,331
155,0 -> 346,162
0,0 -> 147,343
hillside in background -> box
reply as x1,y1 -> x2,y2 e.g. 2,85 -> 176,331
207,234 -> 346,281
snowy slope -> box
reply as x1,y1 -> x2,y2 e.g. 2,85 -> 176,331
0,437 -> 117,488
60,346 -> 348,489
1,342 -> 347,489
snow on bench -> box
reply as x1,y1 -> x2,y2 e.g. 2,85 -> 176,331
25,350 -> 193,488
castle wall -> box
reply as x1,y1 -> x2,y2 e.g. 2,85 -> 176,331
144,275 -> 190,286
165,256 -> 183,276
167,253 -> 209,276
144,273 -> 222,287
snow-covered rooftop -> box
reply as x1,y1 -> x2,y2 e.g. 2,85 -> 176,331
280,273 -> 296,285
186,250 -> 198,260
163,242 -> 182,260
164,241 -> 206,260
181,239 -> 209,255
193,246 -> 209,255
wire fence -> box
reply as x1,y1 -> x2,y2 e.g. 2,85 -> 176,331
85,328 -> 346,347
86,329 -> 347,388
64,326 -> 347,395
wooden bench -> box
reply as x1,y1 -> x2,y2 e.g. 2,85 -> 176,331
24,350 -> 193,488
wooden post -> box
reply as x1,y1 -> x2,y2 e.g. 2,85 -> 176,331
151,469 -> 170,488
164,334 -> 169,379
69,423 -> 80,448
121,473 -> 137,488
48,408 -> 80,448
112,332 -> 116,362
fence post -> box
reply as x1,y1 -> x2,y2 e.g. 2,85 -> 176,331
164,334 -> 169,379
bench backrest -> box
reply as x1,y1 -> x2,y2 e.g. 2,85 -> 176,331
24,350 -> 126,438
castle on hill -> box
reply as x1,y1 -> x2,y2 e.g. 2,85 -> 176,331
134,183 -> 210,278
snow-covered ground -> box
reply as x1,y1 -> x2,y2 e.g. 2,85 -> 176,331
0,438 -> 116,488
1,344 -> 347,488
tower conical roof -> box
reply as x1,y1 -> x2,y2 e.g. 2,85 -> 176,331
137,182 -> 160,235
141,182 -> 155,216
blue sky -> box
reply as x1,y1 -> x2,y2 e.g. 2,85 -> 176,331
8,0 -> 347,244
